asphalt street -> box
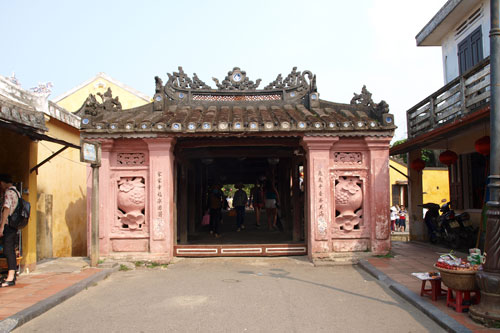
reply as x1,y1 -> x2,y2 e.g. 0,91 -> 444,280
14,257 -> 445,333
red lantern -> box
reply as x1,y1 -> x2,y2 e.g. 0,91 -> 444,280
439,150 -> 458,166
474,136 -> 490,156
410,158 -> 426,171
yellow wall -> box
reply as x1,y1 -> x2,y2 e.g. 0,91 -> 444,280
56,77 -> 150,112
0,130 -> 38,269
37,118 -> 87,257
422,169 -> 450,204
389,159 -> 450,206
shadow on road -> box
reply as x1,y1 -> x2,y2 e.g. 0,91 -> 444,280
238,267 -> 400,307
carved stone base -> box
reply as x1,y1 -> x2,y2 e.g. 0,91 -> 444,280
469,271 -> 500,327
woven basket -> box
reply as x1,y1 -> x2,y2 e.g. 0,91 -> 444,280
434,264 -> 478,291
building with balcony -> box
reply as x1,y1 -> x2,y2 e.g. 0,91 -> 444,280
390,0 -> 491,241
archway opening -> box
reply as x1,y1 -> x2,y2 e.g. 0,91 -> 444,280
174,137 -> 307,255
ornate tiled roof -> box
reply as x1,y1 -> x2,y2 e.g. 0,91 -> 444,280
78,67 -> 395,137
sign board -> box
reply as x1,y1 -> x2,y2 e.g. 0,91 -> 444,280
80,140 -> 101,166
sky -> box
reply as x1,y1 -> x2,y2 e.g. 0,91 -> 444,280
0,0 -> 448,141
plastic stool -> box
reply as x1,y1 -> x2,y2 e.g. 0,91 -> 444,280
446,288 -> 480,312
420,279 -> 447,301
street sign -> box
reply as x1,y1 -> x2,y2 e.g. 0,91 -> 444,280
80,140 -> 101,166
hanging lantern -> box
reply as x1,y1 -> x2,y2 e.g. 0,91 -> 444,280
474,136 -> 490,156
439,150 -> 458,166
410,158 -> 426,171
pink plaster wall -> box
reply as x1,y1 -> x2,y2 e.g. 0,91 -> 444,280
86,138 -> 175,262
302,136 -> 392,260
88,135 -> 391,262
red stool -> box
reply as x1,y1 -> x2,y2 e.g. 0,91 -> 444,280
420,278 -> 447,301
446,288 -> 480,312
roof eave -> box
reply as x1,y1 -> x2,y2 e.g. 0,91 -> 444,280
416,0 -> 481,46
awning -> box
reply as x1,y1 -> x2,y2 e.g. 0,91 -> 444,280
0,119 -> 80,174
390,105 -> 490,155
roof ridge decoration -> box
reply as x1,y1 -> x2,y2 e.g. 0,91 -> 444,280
158,66 -> 316,104
350,85 -> 390,120
77,69 -> 396,136
213,67 -> 261,90
80,87 -> 122,116
264,66 -> 315,92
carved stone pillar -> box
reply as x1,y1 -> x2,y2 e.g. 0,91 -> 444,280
331,139 -> 370,253
301,137 -> 338,259
97,139 -> 114,255
179,164 -> 188,244
145,138 -> 176,258
364,137 -> 392,253
292,156 -> 302,241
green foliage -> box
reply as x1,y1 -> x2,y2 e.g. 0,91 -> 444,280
222,184 -> 252,197
146,262 -> 160,268
374,252 -> 395,258
391,139 -> 438,167
134,261 -> 144,267
119,264 -> 131,271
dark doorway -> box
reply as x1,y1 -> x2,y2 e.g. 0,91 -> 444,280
174,137 -> 306,253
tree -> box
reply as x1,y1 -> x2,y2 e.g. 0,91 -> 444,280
391,139 -> 438,167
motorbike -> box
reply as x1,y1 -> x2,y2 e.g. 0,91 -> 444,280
422,202 -> 476,249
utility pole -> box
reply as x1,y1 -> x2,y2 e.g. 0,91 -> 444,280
470,0 -> 500,326
90,164 -> 99,267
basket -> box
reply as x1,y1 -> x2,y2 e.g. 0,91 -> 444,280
434,264 -> 478,291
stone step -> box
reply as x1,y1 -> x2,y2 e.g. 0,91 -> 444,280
391,232 -> 410,242
313,252 -> 373,266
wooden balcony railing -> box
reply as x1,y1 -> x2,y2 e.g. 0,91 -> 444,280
407,57 -> 490,138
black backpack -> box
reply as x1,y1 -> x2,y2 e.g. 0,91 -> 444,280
8,187 -> 30,229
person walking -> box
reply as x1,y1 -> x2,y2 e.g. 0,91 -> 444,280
0,174 -> 19,287
207,184 -> 224,238
249,182 -> 264,228
264,180 -> 279,231
232,183 -> 248,232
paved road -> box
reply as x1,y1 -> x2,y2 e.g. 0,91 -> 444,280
15,257 -> 444,333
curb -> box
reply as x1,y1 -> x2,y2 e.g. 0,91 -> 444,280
0,267 -> 118,333
358,260 -> 471,333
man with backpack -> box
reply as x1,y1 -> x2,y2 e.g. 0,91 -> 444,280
0,174 -> 20,287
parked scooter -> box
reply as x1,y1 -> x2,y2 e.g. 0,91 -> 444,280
422,202 -> 475,249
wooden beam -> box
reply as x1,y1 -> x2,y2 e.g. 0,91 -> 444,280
179,165 -> 188,244
30,146 -> 68,174
292,157 -> 301,241
176,137 -> 300,149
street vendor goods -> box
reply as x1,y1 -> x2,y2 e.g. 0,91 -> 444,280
435,253 -> 482,272
434,251 -> 483,291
